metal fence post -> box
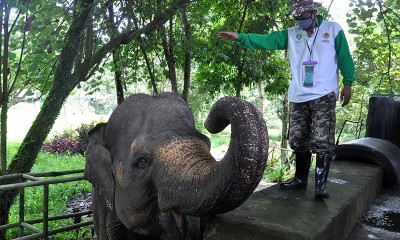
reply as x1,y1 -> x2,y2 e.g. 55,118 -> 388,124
0,170 -> 95,239
18,176 -> 25,237
43,184 -> 49,240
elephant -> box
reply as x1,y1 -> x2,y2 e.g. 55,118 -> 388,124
84,92 -> 268,240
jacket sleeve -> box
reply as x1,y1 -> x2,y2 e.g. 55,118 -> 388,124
335,30 -> 356,86
236,29 -> 288,50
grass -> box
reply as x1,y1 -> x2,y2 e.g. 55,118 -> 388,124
5,143 -> 92,240
209,133 -> 231,148
268,129 -> 282,146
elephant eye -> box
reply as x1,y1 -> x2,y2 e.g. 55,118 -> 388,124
134,155 -> 151,169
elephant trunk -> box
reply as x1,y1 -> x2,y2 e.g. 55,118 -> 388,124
203,96 -> 268,214
155,97 -> 268,216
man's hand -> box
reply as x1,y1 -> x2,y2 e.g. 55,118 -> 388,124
217,32 -> 238,41
340,85 -> 352,107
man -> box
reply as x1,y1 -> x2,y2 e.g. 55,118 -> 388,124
217,0 -> 355,199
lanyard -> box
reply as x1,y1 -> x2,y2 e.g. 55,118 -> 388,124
304,26 -> 320,61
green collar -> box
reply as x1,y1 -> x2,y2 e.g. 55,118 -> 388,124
316,15 -> 324,27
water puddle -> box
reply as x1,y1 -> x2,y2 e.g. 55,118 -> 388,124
329,178 -> 348,184
364,196 -> 400,233
366,211 -> 400,232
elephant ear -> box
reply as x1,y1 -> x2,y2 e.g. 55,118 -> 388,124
84,123 -> 115,211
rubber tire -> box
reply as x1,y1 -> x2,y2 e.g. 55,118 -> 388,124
335,137 -> 400,186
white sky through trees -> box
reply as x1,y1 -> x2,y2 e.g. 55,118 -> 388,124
321,0 -> 351,32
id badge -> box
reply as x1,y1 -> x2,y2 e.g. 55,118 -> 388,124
302,60 -> 318,87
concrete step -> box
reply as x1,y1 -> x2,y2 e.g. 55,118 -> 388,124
207,161 -> 383,240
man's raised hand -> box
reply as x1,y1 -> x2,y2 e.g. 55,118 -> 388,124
217,32 -> 239,41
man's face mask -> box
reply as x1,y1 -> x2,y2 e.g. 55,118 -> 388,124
296,15 -> 314,30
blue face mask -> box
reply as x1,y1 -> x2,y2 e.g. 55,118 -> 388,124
297,16 -> 314,30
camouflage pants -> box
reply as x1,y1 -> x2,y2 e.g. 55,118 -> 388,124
288,92 -> 336,156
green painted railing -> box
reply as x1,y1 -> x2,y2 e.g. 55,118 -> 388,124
0,170 -> 92,240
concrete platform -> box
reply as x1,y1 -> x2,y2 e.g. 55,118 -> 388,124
208,161 -> 383,240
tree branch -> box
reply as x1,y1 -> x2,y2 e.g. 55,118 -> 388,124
377,0 -> 394,95
9,9 -> 28,94
72,0 -> 192,84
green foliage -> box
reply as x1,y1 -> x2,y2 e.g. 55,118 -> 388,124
41,136 -> 82,155
4,143 -> 21,170
264,149 -> 294,183
6,0 -> 73,102
193,0 -> 292,97
332,0 -> 400,138
209,133 -> 231,148
75,122 -> 98,148
7,152 -> 91,239
347,0 -> 400,96
41,120 -> 103,155
336,85 -> 370,142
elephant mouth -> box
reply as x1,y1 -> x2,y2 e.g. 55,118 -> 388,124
171,211 -> 187,239
160,211 -> 211,240
159,211 -> 188,239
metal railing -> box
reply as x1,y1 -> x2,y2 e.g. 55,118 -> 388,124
0,170 -> 92,240
264,146 -> 295,184
336,119 -> 363,146
268,146 -> 294,166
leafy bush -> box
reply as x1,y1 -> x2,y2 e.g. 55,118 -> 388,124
41,136 -> 83,155
41,120 -> 103,155
75,123 -> 97,154
264,148 -> 295,183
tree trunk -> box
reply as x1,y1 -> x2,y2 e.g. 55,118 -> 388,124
0,92 -> 7,175
112,49 -> 125,105
181,7 -> 191,103
257,82 -> 264,116
0,1 -> 94,238
130,12 -> 158,95
280,94 -> 289,149
158,0 -> 177,92
161,17 -> 178,92
1,1 -> 10,174
141,45 -> 159,95
234,1 -> 249,98
107,4 -> 124,105
236,56 -> 243,98
0,0 -> 3,107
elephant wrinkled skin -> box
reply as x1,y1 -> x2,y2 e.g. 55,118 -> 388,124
84,92 -> 268,240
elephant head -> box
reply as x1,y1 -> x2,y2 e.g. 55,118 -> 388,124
85,92 -> 268,239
